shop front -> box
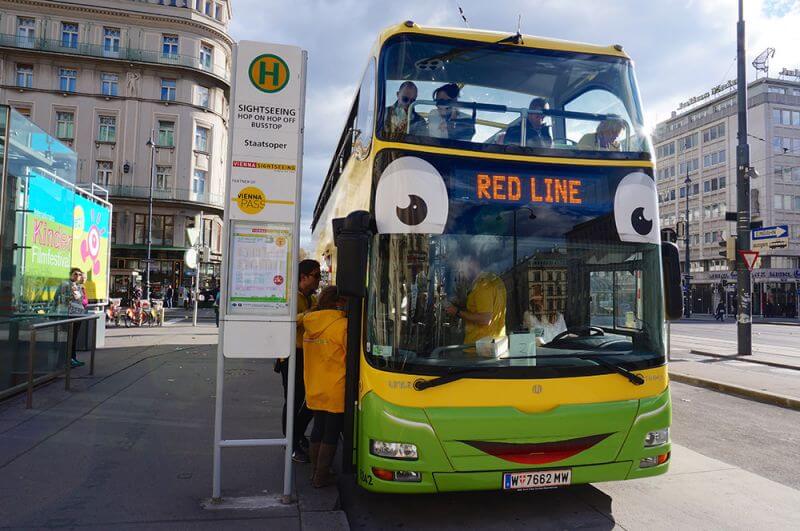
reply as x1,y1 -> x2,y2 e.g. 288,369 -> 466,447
696,270 -> 800,319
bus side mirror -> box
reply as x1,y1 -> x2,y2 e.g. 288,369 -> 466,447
332,210 -> 374,298
661,241 -> 683,321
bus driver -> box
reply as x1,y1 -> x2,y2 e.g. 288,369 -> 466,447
445,256 -> 507,347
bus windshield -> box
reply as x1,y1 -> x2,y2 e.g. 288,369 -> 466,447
366,151 -> 665,377
377,34 -> 651,158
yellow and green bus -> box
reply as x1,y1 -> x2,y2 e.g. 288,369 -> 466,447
311,22 -> 682,493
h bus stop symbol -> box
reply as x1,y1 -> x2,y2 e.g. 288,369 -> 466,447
249,54 -> 290,93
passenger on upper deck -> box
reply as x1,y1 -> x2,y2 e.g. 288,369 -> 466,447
425,83 -> 476,141
382,81 -> 426,139
578,118 -> 625,151
499,97 -> 553,148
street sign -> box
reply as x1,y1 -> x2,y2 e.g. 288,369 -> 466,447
738,250 -> 759,271
751,225 -> 788,251
184,248 -> 198,269
186,227 -> 200,247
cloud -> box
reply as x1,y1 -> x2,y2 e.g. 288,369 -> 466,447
228,0 -> 799,251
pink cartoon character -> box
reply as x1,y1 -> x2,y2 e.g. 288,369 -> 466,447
80,209 -> 107,275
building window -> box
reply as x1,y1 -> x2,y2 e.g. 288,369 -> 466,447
702,123 -> 725,142
162,35 -> 179,57
773,136 -> 800,155
156,165 -> 171,190
205,0 -> 213,16
678,133 -> 699,151
17,17 -> 35,48
772,108 -> 800,127
160,79 -> 176,101
61,22 -> 78,48
702,149 -> 726,168
157,121 -> 175,146
215,2 -> 223,20
95,161 -> 113,185
200,43 -> 213,70
152,215 -> 174,246
56,111 -> 74,140
192,169 -> 206,195
194,125 -> 209,152
58,68 -> 77,92
103,27 -> 121,56
768,86 -> 787,94
16,64 -> 33,88
195,0 -> 202,10
656,142 -> 675,158
101,72 -> 119,96
678,158 -> 699,174
195,85 -> 210,108
98,115 -> 116,142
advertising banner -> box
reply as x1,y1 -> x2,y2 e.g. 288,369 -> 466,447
221,41 -> 306,358
22,175 -> 74,304
71,192 -> 111,302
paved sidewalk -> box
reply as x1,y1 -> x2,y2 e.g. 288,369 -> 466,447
0,323 -> 348,530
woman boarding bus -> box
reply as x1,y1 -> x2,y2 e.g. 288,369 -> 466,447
311,22 -> 682,493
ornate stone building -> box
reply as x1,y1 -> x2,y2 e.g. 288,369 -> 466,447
0,0 -> 233,297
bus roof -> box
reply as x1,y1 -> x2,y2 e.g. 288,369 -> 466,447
377,22 -> 631,60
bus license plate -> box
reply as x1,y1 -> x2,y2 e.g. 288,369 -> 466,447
503,469 -> 571,490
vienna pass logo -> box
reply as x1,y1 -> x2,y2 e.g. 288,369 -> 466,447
233,186 -> 267,215
248,54 -> 289,93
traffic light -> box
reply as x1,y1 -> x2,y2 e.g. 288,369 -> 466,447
718,236 -> 736,260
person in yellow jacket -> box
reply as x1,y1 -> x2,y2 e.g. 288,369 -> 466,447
446,261 -> 507,347
275,259 -> 320,463
303,285 -> 348,488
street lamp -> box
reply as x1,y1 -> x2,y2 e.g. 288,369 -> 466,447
145,129 -> 157,301
683,170 -> 692,318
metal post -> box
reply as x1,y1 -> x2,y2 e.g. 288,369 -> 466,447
65,323 -> 73,390
193,211 -> 203,327
26,329 -> 37,409
684,160 -> 692,318
145,129 -> 157,301
512,210 -> 518,321
736,0 -> 752,355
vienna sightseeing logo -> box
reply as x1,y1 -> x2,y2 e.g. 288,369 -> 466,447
248,54 -> 290,93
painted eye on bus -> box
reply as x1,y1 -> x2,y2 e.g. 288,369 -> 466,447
374,157 -> 449,234
613,172 -> 660,245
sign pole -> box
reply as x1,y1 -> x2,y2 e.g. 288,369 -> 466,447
211,40 -> 307,505
735,0 -> 752,355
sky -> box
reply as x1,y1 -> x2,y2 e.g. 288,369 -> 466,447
228,0 -> 800,248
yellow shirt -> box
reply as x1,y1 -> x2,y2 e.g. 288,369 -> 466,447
295,291 -> 316,350
303,309 -> 348,413
464,273 -> 507,345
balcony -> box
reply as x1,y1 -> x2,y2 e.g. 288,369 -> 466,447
106,185 -> 224,209
0,34 -> 230,83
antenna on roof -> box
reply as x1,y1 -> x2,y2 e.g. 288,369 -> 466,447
517,14 -> 522,35
457,5 -> 470,28
752,47 -> 775,79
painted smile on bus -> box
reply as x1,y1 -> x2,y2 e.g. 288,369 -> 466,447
460,433 -> 614,465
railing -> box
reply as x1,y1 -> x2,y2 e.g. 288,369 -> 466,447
24,314 -> 100,409
0,33 -> 230,82
106,185 -> 225,208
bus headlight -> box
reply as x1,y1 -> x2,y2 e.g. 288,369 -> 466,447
370,439 -> 418,460
644,428 -> 669,447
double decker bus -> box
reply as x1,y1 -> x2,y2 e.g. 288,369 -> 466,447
311,22 -> 682,493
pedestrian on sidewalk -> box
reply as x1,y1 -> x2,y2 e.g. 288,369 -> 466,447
715,301 -> 725,321
65,268 -> 88,368
303,285 -> 348,488
181,285 -> 189,310
164,284 -> 173,308
275,259 -> 320,463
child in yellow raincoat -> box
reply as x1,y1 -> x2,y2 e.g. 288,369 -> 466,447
303,286 -> 347,487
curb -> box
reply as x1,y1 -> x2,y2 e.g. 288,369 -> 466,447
689,349 -> 800,371
669,371 -> 800,411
